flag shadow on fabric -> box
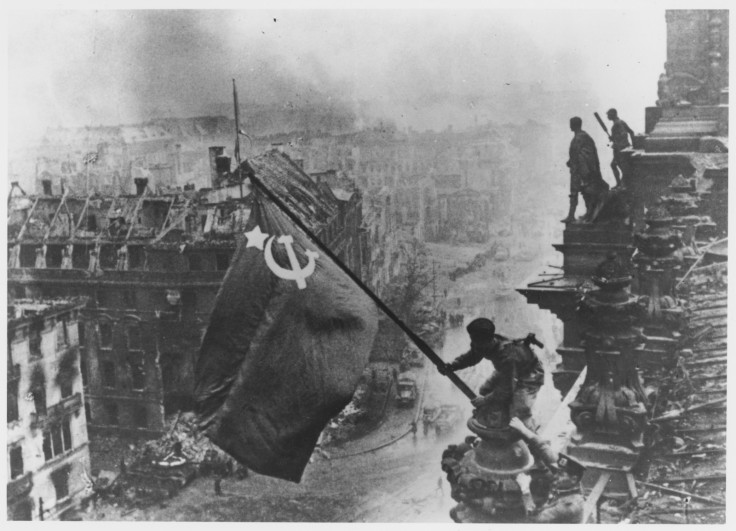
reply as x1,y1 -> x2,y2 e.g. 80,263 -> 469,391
195,190 -> 378,482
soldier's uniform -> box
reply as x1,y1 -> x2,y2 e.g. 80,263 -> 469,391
567,129 -> 609,222
444,319 -> 544,429
609,116 -> 635,186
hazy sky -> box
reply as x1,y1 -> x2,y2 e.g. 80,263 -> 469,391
7,8 -> 667,148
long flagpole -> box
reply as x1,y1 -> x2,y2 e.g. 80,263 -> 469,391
233,79 -> 241,166
233,79 -> 243,198
247,172 -> 477,400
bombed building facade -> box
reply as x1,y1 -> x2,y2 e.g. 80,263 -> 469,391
7,299 -> 90,521
8,149 -> 368,437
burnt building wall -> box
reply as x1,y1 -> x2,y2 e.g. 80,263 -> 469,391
7,300 -> 90,521
8,150 -> 369,438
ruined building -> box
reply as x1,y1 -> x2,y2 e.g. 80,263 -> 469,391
7,299 -> 90,521
440,9 -> 727,524
511,8 -> 727,522
8,149 -> 368,437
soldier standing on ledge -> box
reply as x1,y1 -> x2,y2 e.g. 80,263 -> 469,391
606,108 -> 635,188
438,318 -> 544,431
562,117 -> 608,223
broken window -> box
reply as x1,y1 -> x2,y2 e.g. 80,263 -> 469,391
122,290 -> 136,308
101,360 -> 116,388
128,246 -> 144,269
96,289 -> 111,308
51,424 -> 63,455
99,245 -> 117,269
185,215 -> 195,234
129,360 -> 145,390
8,380 -> 20,422
56,347 -> 77,398
72,245 -> 88,269
19,245 -> 37,267
8,364 -> 20,423
9,446 -> 23,479
188,253 -> 203,271
86,214 -> 97,232
62,419 -> 72,449
51,465 -> 70,500
45,245 -> 63,268
10,499 -> 32,521
99,321 -> 113,349
60,380 -> 73,399
42,432 -> 53,461
79,356 -> 88,388
30,364 -> 47,415
126,323 -> 142,351
105,402 -> 119,425
33,387 -> 47,416
132,405 -> 147,428
216,252 -> 231,271
56,318 -> 69,350
182,289 -> 197,310
29,318 -> 44,357
42,417 -> 73,462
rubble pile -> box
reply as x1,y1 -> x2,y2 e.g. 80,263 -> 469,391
132,412 -> 240,474
321,381 -> 372,445
626,261 -> 727,524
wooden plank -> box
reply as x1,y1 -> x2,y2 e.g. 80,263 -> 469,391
42,192 -> 67,241
150,198 -> 192,245
673,425 -> 726,435
582,471 -> 611,523
70,192 -> 94,239
651,474 -> 725,484
14,197 -> 40,241
663,448 -> 726,458
97,196 -> 119,244
626,472 -> 638,498
125,189 -> 149,241
636,480 -> 725,505
650,397 -> 727,423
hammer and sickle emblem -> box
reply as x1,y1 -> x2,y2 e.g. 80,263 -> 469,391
264,235 -> 319,289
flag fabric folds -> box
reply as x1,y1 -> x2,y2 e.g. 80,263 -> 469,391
194,189 -> 378,482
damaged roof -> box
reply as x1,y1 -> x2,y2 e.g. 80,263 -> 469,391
245,149 -> 338,232
8,149 -> 343,248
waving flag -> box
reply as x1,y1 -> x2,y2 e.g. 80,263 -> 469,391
194,189 -> 378,482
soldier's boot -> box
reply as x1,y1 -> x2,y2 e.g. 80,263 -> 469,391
560,194 -> 578,223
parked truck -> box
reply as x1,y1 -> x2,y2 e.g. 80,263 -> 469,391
396,373 -> 418,408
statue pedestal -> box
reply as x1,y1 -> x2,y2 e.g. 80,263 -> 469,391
441,416 -> 550,523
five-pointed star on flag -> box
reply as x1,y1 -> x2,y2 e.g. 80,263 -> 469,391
245,226 -> 269,250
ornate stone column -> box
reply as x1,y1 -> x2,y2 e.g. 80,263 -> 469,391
566,253 -> 648,496
632,204 -> 685,318
441,345 -> 551,522
658,175 -> 717,254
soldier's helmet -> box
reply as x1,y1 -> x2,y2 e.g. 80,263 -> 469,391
466,318 -> 495,340
557,453 -> 586,479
